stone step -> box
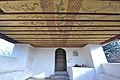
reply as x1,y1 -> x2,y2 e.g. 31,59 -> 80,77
50,76 -> 69,80
26,71 -> 70,80
25,77 -> 45,80
54,71 -> 69,76
49,71 -> 70,80
54,71 -> 68,74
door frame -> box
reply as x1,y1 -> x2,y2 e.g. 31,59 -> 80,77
55,48 -> 67,71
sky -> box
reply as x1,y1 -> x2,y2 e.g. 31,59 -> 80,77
0,38 -> 15,56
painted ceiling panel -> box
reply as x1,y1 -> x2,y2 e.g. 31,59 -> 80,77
0,0 -> 120,47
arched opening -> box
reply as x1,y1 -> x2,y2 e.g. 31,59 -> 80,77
55,48 -> 67,71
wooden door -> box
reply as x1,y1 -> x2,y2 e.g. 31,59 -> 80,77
55,48 -> 67,71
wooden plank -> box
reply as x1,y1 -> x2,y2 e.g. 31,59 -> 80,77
0,21 -> 120,26
19,41 -> 104,45
23,42 -> 101,45
4,34 -> 120,36
14,38 -> 107,41
1,31 -> 120,34
6,34 -> 117,36
12,37 -> 111,39
0,14 -> 120,20
17,39 -> 106,41
7,34 -> 115,38
101,34 -> 120,44
23,42 -> 100,47
20,42 -> 103,45
0,25 -> 120,27
19,40 -> 104,42
2,31 -> 120,35
18,41 -> 104,43
1,12 -> 120,15
1,19 -> 120,22
0,27 -> 120,31
0,30 -> 106,32
31,44 -> 87,48
0,33 -> 18,43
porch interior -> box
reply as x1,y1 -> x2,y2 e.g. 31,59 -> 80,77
0,0 -> 120,80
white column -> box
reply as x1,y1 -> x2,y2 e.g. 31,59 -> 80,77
12,44 -> 30,69
89,44 -> 108,74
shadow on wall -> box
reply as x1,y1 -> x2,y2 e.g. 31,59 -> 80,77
68,67 -> 95,80
74,68 -> 95,80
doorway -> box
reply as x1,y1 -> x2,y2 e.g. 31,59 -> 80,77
55,48 -> 67,71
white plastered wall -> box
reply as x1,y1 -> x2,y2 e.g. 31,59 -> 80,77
31,48 -> 87,78
89,44 -> 108,74
0,43 -> 109,80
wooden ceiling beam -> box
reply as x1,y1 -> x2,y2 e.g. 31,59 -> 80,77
0,27 -> 120,31
0,0 -> 119,48
19,40 -> 104,42
25,43 -> 99,48
20,42 -> 103,45
1,14 -> 120,20
0,33 -> 18,43
7,34 -> 115,37
1,21 -> 120,26
19,42 -> 103,45
0,30 -> 120,33
0,25 -> 120,27
13,37 -> 110,39
24,42 -> 100,45
5,34 -> 119,36
1,12 -> 120,15
20,42 -> 104,44
101,34 -> 120,44
32,44 -> 87,48
3,31 -> 120,35
0,19 -> 120,23
14,38 -> 107,41
7,34 -> 115,38
18,40 -> 105,43
16,39 -> 106,41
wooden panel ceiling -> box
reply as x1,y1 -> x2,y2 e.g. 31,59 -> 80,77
0,0 -> 120,47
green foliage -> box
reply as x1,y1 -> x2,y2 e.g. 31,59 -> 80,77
102,40 -> 120,63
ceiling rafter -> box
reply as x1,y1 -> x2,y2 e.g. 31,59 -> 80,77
0,33 -> 19,43
1,12 -> 120,15
13,37 -> 111,39
5,34 -> 118,36
1,14 -> 120,21
101,34 -> 120,44
0,30 -> 120,32
0,0 -> 120,47
0,25 -> 120,27
1,20 -> 120,22
3,32 -> 119,35
14,38 -> 108,40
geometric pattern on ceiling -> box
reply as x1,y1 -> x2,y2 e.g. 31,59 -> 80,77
0,0 -> 120,47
